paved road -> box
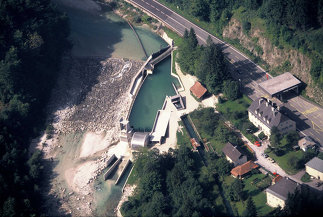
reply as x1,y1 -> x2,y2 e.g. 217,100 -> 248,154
127,0 -> 323,146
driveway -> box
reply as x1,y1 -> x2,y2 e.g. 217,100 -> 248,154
238,133 -> 288,177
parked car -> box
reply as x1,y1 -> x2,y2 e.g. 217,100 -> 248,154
254,141 -> 261,147
261,153 -> 268,158
267,157 -> 275,163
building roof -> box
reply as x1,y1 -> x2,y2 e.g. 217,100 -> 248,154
248,97 -> 292,129
305,157 -> 323,173
131,132 -> 150,148
150,110 -> 171,142
190,138 -> 200,149
190,81 -> 207,99
222,142 -> 245,163
266,178 -> 299,201
259,72 -> 301,96
298,136 -> 316,149
231,161 -> 259,177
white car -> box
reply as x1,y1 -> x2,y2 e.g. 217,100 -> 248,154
267,157 -> 275,163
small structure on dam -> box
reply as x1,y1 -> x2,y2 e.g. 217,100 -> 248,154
150,109 -> 171,144
131,132 -> 150,150
119,118 -> 133,143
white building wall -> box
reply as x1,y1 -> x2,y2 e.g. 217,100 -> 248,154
248,112 -> 271,136
266,192 -> 285,208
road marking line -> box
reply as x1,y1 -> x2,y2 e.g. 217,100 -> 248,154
302,107 -> 318,115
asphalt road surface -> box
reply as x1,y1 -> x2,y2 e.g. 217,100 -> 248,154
127,0 -> 323,146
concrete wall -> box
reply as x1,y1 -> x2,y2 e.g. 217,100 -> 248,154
266,191 -> 285,208
306,165 -> 323,181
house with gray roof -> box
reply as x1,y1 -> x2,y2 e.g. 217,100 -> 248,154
222,142 -> 247,166
305,157 -> 323,181
248,97 -> 296,136
298,136 -> 316,151
265,177 -> 300,208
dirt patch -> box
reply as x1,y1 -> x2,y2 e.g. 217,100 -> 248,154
80,131 -> 108,158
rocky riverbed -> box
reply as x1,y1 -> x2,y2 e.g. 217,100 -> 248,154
34,55 -> 142,216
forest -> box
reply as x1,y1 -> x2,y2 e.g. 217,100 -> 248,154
178,28 -> 240,100
122,142 -> 323,217
0,0 -> 70,216
164,0 -> 323,89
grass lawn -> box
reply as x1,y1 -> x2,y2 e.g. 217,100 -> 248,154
177,121 -> 192,149
268,150 -> 305,175
217,95 -> 252,116
217,95 -> 258,144
228,173 -> 273,216
164,28 -> 183,47
126,166 -> 137,185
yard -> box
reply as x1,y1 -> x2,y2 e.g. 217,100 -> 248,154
267,150 -> 305,175
217,95 -> 259,143
223,173 -> 273,216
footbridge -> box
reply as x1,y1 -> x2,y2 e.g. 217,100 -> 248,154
149,45 -> 173,66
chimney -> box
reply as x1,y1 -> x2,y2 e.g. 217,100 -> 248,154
266,101 -> 269,107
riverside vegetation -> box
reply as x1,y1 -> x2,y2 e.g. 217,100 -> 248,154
0,0 -> 70,215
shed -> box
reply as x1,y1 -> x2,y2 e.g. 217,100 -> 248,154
190,81 -> 207,99
231,161 -> 259,179
298,136 -> 316,151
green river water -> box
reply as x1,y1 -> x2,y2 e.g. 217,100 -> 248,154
54,0 -> 179,215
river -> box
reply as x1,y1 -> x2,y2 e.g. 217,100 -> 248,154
53,0 -> 178,216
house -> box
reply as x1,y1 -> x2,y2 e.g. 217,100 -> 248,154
298,136 -> 316,151
190,81 -> 207,100
130,132 -> 150,150
305,157 -> 323,181
222,142 -> 247,166
265,177 -> 300,208
248,97 -> 296,136
231,161 -> 259,179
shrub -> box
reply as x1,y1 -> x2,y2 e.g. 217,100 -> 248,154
242,21 -> 251,33
258,132 -> 267,140
301,173 -> 311,182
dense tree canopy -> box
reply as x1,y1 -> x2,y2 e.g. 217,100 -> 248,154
0,0 -> 70,215
121,147 -> 228,217
177,29 -> 233,95
167,0 -> 323,92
